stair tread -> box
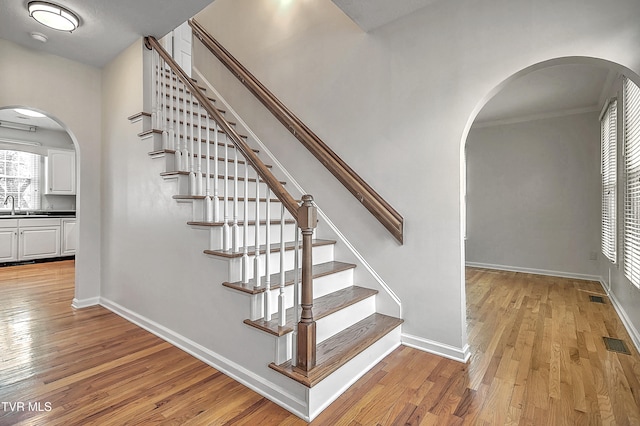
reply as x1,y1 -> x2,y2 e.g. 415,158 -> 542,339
173,195 -> 281,202
140,129 -> 248,140
160,171 -> 285,184
152,147 -> 258,158
188,219 -> 296,227
209,238 -> 336,260
223,260 -> 352,295
269,313 -> 403,387
153,154 -> 271,167
244,286 -> 378,336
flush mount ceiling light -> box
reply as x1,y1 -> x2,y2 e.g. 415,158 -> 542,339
14,108 -> 46,118
28,1 -> 79,32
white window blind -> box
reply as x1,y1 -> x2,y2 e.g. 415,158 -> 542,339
623,77 -> 640,287
0,150 -> 41,211
601,99 -> 617,263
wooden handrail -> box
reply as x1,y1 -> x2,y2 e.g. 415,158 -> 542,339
189,19 -> 404,244
145,36 -> 300,220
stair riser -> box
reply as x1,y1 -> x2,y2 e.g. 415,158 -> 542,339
225,244 -> 335,283
178,197 -> 288,223
172,173 -> 272,200
196,223 -> 297,251
157,152 -> 264,182
263,268 -> 357,312
315,296 -> 376,344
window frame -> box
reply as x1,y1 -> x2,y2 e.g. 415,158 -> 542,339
601,98 -> 617,263
623,77 -> 640,287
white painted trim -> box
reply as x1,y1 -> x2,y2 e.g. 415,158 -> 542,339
192,66 -> 402,318
308,326 -> 402,420
473,105 -> 600,128
99,297 -> 309,420
602,281 -> 640,354
402,333 -> 470,363
465,262 -> 601,282
71,297 -> 100,308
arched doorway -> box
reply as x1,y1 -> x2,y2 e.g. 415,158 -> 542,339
0,105 -> 78,287
462,57 -> 640,282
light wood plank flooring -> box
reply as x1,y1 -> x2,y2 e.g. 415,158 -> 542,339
1,261 -> 640,424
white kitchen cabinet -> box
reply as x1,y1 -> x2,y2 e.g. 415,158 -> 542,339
61,218 -> 77,255
46,149 -> 76,195
18,218 -> 61,261
0,219 -> 18,262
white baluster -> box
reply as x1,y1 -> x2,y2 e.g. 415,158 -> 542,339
232,148 -> 239,252
181,86 -> 189,172
174,81 -> 182,172
156,55 -> 163,130
189,94 -> 196,195
242,162 -> 249,283
222,133 -> 230,251
196,101 -> 203,196
264,187 -> 272,321
254,174 -> 261,288
213,122 -> 220,222
204,115 -> 213,222
151,50 -> 157,130
160,59 -> 168,150
279,204 -> 286,327
168,72 -> 175,152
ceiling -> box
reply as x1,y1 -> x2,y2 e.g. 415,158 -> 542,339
474,64 -> 617,126
0,1 -> 618,127
332,0 -> 441,32
0,0 -> 215,68
0,108 -> 64,132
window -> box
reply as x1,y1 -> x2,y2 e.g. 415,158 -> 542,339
0,150 -> 41,211
601,99 -> 617,263
623,77 -> 640,286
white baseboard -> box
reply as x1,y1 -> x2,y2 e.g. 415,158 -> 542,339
465,262 -> 601,282
602,284 -> 640,354
71,297 -> 100,309
99,297 -> 308,420
402,333 -> 470,363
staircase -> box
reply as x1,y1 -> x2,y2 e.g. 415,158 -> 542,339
129,37 -> 402,420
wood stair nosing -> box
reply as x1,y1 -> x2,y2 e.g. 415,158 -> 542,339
188,219 -> 296,227
244,286 -> 378,337
160,171 -> 284,184
269,313 -> 404,387
208,238 -> 335,260
151,146 -> 258,158
152,153 -> 270,167
155,70 -> 200,85
140,129 -> 248,141
162,92 -> 217,105
223,260 -> 354,295
164,106 -> 227,119
173,119 -> 239,132
158,81 -> 208,92
173,195 -> 282,203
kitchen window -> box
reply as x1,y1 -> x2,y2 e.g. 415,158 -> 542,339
0,150 -> 41,211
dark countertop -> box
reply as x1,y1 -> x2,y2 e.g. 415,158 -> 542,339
0,211 -> 76,219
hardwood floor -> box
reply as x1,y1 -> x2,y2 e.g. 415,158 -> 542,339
2,262 -> 640,424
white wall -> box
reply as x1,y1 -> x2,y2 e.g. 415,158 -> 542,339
466,112 -> 601,278
193,0 -> 640,354
0,38 -> 102,302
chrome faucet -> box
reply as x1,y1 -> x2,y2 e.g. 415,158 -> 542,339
4,195 -> 15,215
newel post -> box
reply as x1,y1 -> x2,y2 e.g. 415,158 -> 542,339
295,194 -> 317,374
